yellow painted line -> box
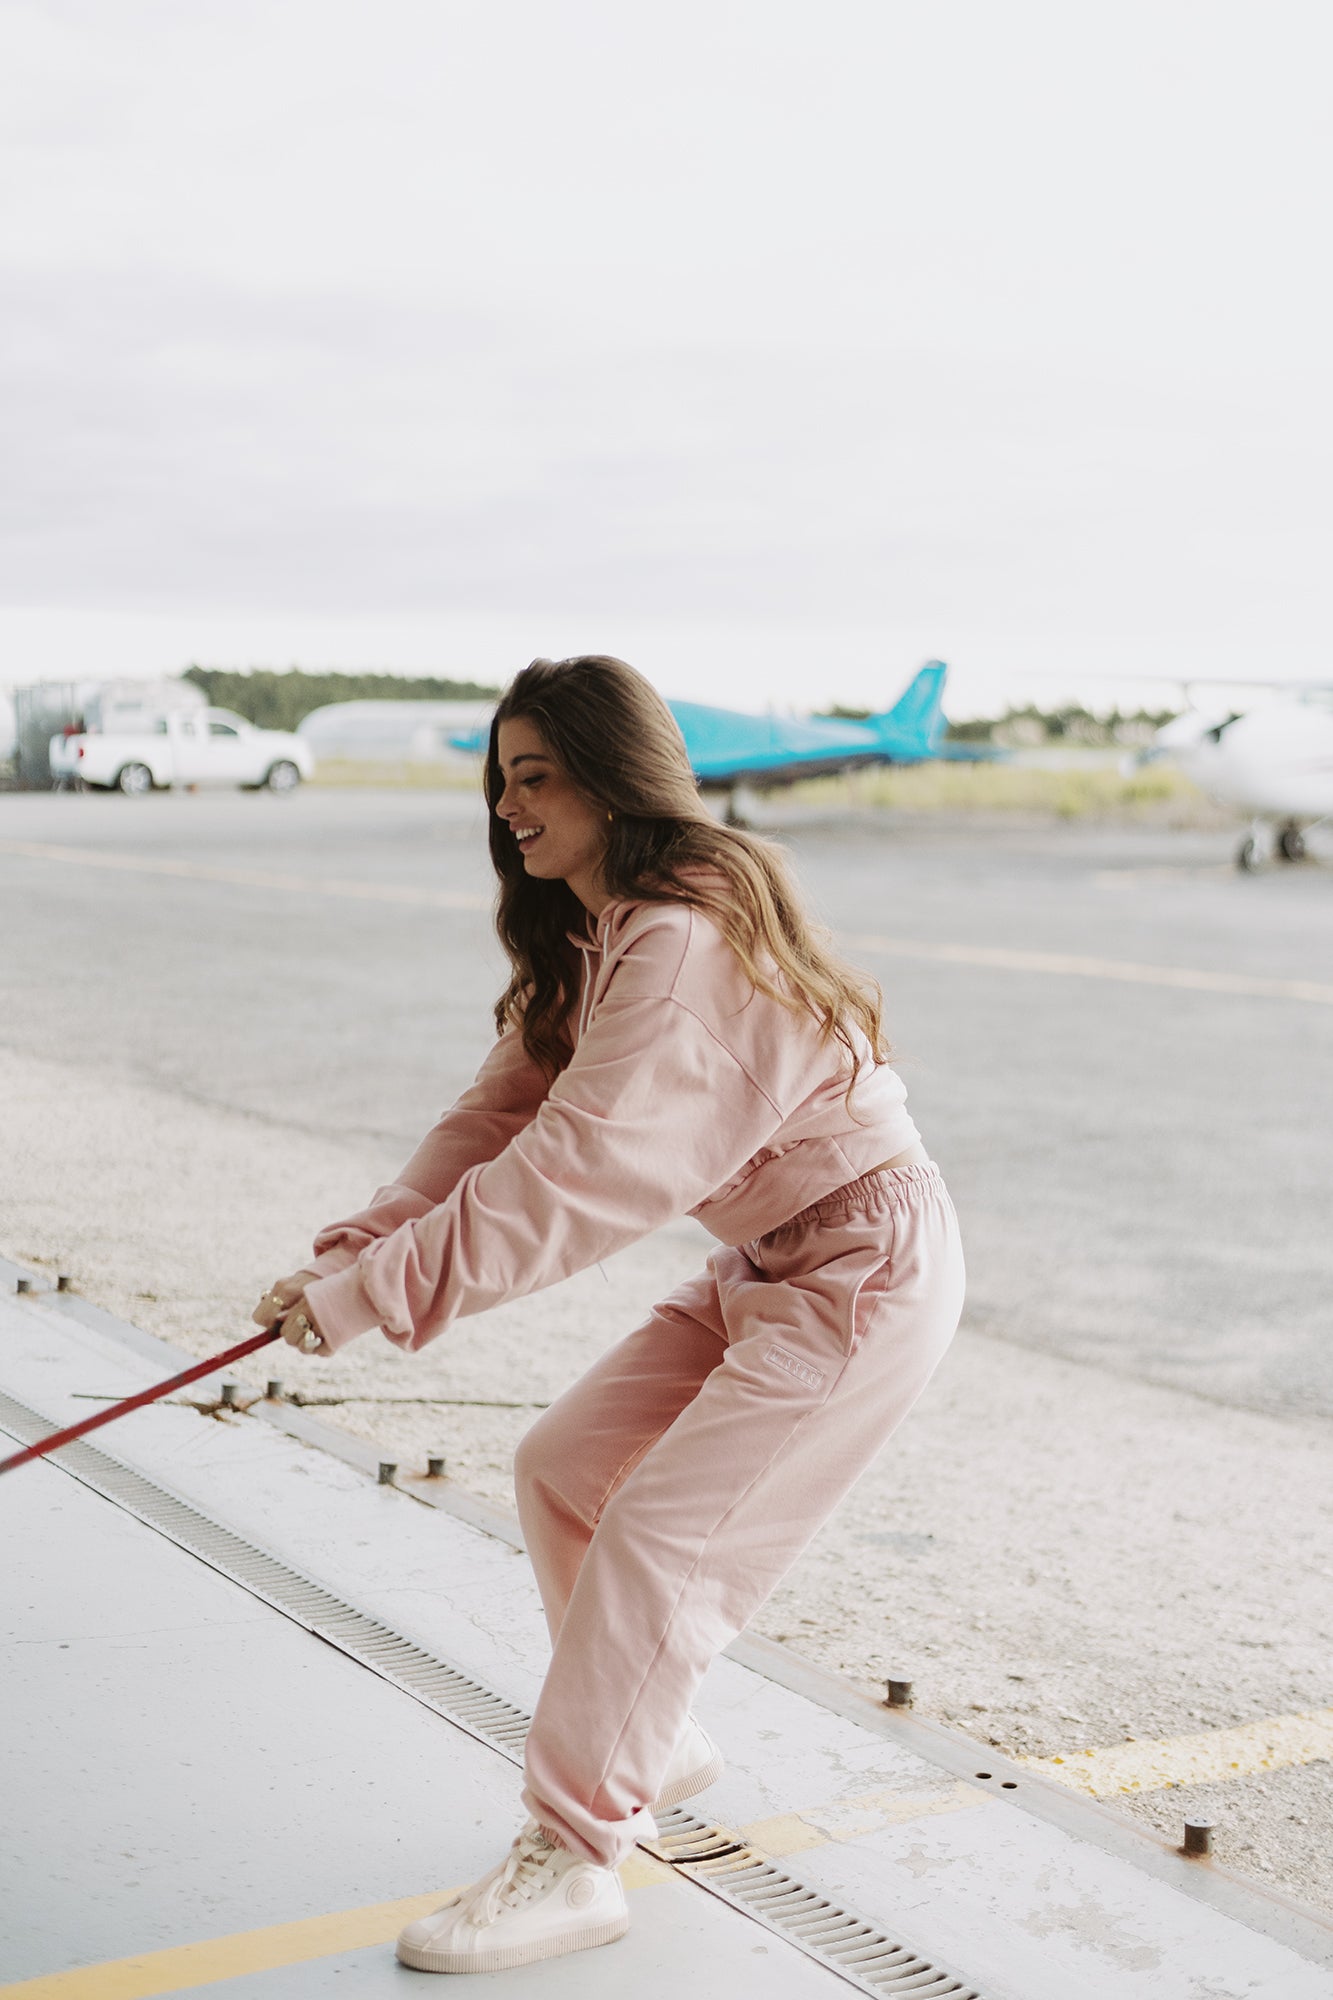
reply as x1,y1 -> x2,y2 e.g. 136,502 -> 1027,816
0,1782 -> 991,1998
0,1887 -> 453,2000
646,1781 -> 987,1874
0,1856 -> 672,1999
1021,1706 -> 1333,1798
848,930 -> 1333,1006
0,841 -> 489,911
740,1778 -> 987,1856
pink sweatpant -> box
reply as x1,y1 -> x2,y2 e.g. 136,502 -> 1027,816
514,1161 -> 966,1867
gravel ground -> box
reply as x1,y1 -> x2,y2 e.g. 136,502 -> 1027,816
5,1035 -> 1330,1917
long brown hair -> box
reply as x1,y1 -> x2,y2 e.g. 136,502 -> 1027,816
485,656 -> 890,1091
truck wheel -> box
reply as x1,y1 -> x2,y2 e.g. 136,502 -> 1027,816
116,763 -> 154,796
264,760 -> 301,793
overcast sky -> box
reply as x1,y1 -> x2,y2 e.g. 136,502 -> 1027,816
2,0 -> 1329,714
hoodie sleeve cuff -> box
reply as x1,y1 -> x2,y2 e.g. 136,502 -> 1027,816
303,1244 -> 362,1281
304,1265 -> 384,1354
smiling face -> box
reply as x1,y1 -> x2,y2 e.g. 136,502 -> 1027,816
494,715 -> 612,913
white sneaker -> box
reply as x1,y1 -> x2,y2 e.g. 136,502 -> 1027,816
652,1714 -> 725,1812
396,1820 -> 629,1974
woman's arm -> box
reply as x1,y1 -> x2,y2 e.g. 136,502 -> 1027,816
301,1024 -> 554,1280
304,979 -> 786,1353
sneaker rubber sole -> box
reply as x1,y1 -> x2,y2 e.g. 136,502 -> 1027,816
396,1912 -> 630,1973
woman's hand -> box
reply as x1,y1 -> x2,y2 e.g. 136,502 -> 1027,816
253,1270 -> 327,1355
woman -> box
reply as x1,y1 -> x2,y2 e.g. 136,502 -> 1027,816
255,655 -> 965,1977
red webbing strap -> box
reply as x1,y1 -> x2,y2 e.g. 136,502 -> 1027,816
0,1325 -> 283,1476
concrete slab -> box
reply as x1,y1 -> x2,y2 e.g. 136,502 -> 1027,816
141,1888 -> 834,2000
3,1286 -> 1330,2000
768,1801 -> 1333,2000
0,1420 -> 839,1999
1,1454 -> 515,1979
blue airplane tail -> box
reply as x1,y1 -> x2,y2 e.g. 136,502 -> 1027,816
866,660 -> 949,758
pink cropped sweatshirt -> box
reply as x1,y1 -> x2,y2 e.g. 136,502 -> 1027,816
301,895 -> 921,1355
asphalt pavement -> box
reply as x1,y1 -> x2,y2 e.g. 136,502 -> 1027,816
3,785 -> 1329,1419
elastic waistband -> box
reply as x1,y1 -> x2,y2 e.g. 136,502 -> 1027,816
773,1160 -> 946,1235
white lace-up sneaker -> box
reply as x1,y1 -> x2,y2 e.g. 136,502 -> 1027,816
652,1714 -> 725,1812
396,1820 -> 628,1974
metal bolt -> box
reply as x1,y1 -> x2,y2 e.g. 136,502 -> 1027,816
1182,1820 -> 1214,1857
265,1380 -> 284,1400
219,1381 -> 239,1408
57,1273 -> 73,1293
15,1278 -> 33,1295
885,1678 -> 914,1708
378,1461 -> 397,1485
427,1456 -> 446,1478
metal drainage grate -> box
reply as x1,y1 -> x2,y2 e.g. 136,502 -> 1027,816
2,1388 -> 990,1999
646,1811 -> 984,1998
0,1388 -> 532,1758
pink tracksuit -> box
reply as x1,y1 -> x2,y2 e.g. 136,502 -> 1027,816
303,896 -> 965,1864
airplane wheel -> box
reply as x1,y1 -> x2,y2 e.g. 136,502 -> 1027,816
1277,825 -> 1306,862
1236,835 -> 1260,872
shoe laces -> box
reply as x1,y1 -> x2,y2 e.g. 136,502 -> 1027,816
469,1824 -> 559,1924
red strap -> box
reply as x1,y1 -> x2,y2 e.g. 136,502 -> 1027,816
0,1326 -> 283,1476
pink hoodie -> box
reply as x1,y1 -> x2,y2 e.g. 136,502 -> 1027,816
302,895 -> 920,1354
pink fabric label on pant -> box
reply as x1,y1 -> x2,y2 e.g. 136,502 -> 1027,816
764,1344 -> 825,1390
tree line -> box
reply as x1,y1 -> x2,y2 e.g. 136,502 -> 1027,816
181,669 -> 1178,750
183,666 -> 500,733
946,702 -> 1179,747
821,700 -> 1179,746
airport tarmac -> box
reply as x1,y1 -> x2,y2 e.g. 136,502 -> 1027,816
1,786 -> 1330,1917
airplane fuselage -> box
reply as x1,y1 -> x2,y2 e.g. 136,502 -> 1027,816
1172,699 -> 1333,819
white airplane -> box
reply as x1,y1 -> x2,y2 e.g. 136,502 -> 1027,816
1138,683 -> 1333,870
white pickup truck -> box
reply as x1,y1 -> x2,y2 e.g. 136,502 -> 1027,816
49,708 -> 315,795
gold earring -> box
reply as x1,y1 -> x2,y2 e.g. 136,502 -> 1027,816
606,811 -> 613,822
